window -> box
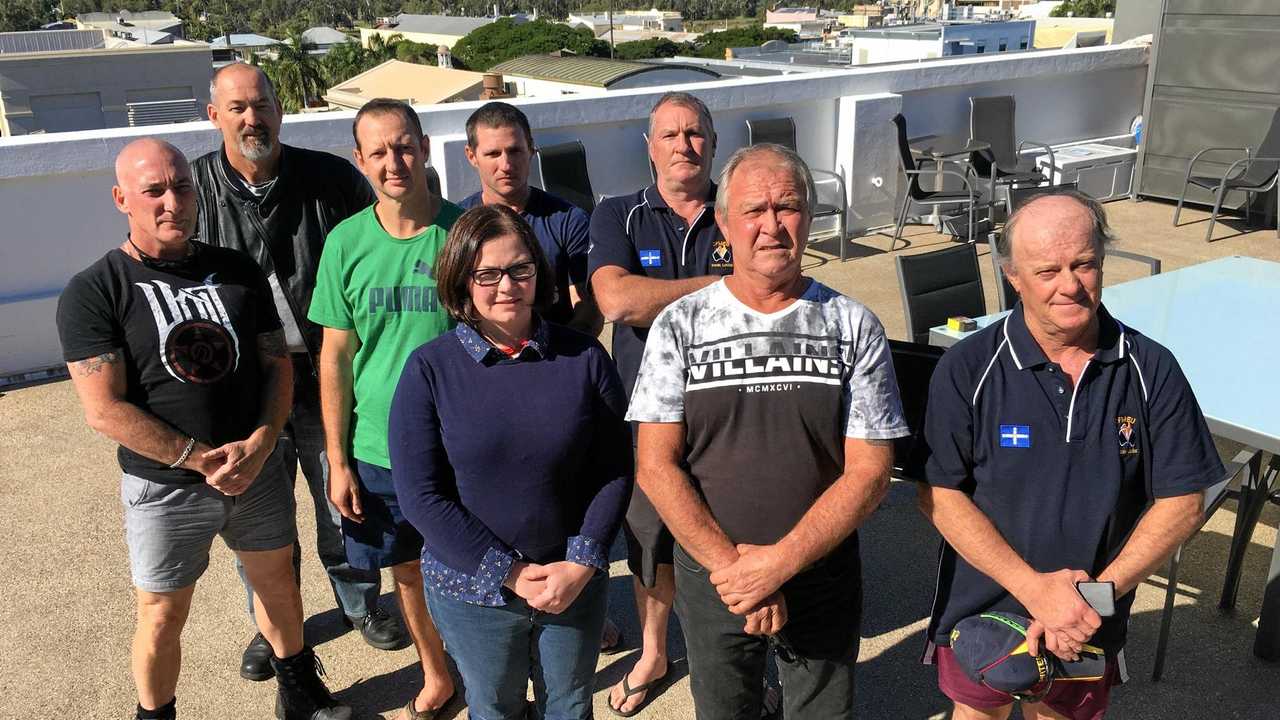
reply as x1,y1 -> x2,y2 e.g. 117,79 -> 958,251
949,41 -> 963,55
999,38 -> 1008,51
1019,39 -> 1028,49
976,43 -> 986,54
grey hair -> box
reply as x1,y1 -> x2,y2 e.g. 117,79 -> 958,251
209,62 -> 279,106
647,91 -> 715,140
714,144 -> 816,218
998,188 -> 1114,269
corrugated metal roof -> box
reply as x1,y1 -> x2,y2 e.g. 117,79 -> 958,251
491,54 -> 718,87
0,29 -> 106,55
385,14 -> 496,37
209,33 -> 281,48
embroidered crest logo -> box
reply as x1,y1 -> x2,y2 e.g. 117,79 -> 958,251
710,238 -> 733,269
1116,415 -> 1139,456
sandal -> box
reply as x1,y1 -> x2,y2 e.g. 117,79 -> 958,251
608,670 -> 669,718
397,691 -> 455,720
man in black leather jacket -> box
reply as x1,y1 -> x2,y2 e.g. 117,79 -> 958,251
193,62 -> 405,683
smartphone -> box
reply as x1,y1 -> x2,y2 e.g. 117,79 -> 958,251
1076,581 -> 1116,617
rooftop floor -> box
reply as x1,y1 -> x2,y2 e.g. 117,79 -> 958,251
2,198 -> 1278,718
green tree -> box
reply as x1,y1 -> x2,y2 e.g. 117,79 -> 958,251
613,37 -> 685,60
689,24 -> 798,59
1050,0 -> 1116,18
0,0 -> 57,32
451,18 -> 609,71
321,38 -> 370,84
257,33 -> 326,112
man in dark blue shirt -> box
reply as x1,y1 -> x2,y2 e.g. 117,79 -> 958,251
458,102 -> 600,334
588,91 -> 734,715
918,190 -> 1223,720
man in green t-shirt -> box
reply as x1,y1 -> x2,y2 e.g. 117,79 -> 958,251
308,99 -> 461,719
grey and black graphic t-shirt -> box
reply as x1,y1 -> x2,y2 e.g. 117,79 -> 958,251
627,278 -> 909,545
57,243 -> 282,484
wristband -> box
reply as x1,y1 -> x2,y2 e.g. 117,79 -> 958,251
169,437 -> 196,469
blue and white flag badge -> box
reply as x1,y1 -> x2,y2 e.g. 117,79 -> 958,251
639,249 -> 662,268
999,424 -> 1032,448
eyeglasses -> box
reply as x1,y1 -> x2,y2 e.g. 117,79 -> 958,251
471,261 -> 536,287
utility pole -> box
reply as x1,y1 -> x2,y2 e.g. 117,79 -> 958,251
608,0 -> 615,58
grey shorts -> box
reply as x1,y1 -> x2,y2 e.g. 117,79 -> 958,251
122,452 -> 297,593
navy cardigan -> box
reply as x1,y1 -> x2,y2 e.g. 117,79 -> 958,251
390,320 -> 633,606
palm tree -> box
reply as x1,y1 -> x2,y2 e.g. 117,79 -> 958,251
260,33 -> 327,112
322,38 -> 369,86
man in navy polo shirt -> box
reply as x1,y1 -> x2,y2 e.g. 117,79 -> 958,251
458,101 -> 601,335
918,190 -> 1223,720
588,91 -> 734,715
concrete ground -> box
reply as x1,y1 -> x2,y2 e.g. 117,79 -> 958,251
1,198 -> 1278,719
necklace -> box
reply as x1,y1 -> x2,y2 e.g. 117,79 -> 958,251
128,236 -> 196,271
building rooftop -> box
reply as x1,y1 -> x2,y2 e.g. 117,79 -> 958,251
301,27 -> 355,46
324,59 -> 487,108
379,13 -> 497,37
76,10 -> 180,24
209,33 -> 281,49
0,29 -> 106,54
491,54 -> 719,87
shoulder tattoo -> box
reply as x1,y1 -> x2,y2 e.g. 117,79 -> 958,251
258,329 -> 288,358
72,351 -> 120,376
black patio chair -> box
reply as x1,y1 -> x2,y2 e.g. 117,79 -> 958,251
1172,107 -> 1280,242
895,242 -> 986,345
988,183 -> 1162,311
891,114 -> 985,250
888,339 -> 945,482
746,117 -> 850,260
536,140 -> 596,214
968,95 -> 1054,216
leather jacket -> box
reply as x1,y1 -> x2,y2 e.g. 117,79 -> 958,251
191,144 -> 376,367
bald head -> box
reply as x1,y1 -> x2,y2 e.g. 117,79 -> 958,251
208,62 -> 283,167
115,138 -> 189,189
999,189 -> 1112,271
112,138 -> 197,248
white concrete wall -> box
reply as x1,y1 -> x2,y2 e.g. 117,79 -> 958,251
0,45 -> 1148,383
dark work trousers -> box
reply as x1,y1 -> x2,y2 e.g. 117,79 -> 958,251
673,537 -> 863,720
236,355 -> 381,621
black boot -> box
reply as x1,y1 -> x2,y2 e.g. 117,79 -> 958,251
271,647 -> 352,720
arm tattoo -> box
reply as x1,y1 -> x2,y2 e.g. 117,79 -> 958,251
73,351 -> 121,376
257,330 -> 288,358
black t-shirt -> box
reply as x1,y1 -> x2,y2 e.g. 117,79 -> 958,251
56,242 -> 282,484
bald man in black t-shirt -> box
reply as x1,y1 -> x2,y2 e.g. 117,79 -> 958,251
57,138 -> 350,720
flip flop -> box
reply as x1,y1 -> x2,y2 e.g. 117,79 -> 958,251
608,670 -> 670,718
397,691 -> 456,720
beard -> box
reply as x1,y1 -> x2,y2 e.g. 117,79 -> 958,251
237,130 -> 275,162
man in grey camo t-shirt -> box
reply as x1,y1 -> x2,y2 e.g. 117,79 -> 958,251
627,144 -> 909,719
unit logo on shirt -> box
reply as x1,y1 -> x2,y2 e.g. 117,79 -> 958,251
685,334 -> 845,392
999,424 -> 1032,448
136,279 -> 241,384
1116,415 -> 1139,456
710,238 -> 733,271
640,249 -> 663,268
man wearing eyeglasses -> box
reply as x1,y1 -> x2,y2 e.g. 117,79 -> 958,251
308,99 -> 462,719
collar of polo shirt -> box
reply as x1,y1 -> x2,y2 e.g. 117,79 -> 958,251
1003,303 -> 1127,371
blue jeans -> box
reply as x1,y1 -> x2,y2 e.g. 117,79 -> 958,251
427,572 -> 608,720
237,363 -> 381,620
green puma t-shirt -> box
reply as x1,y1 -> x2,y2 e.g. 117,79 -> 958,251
309,200 -> 463,469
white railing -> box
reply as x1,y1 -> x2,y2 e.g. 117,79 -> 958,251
0,44 -> 1147,384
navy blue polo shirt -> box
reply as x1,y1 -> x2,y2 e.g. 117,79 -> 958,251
922,303 -> 1222,653
587,183 -> 734,398
459,186 -> 590,325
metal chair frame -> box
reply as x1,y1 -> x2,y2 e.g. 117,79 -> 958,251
891,114 -> 984,249
746,117 -> 851,260
1173,147 -> 1280,242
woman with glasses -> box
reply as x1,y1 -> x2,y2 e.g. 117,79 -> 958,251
389,204 -> 633,720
